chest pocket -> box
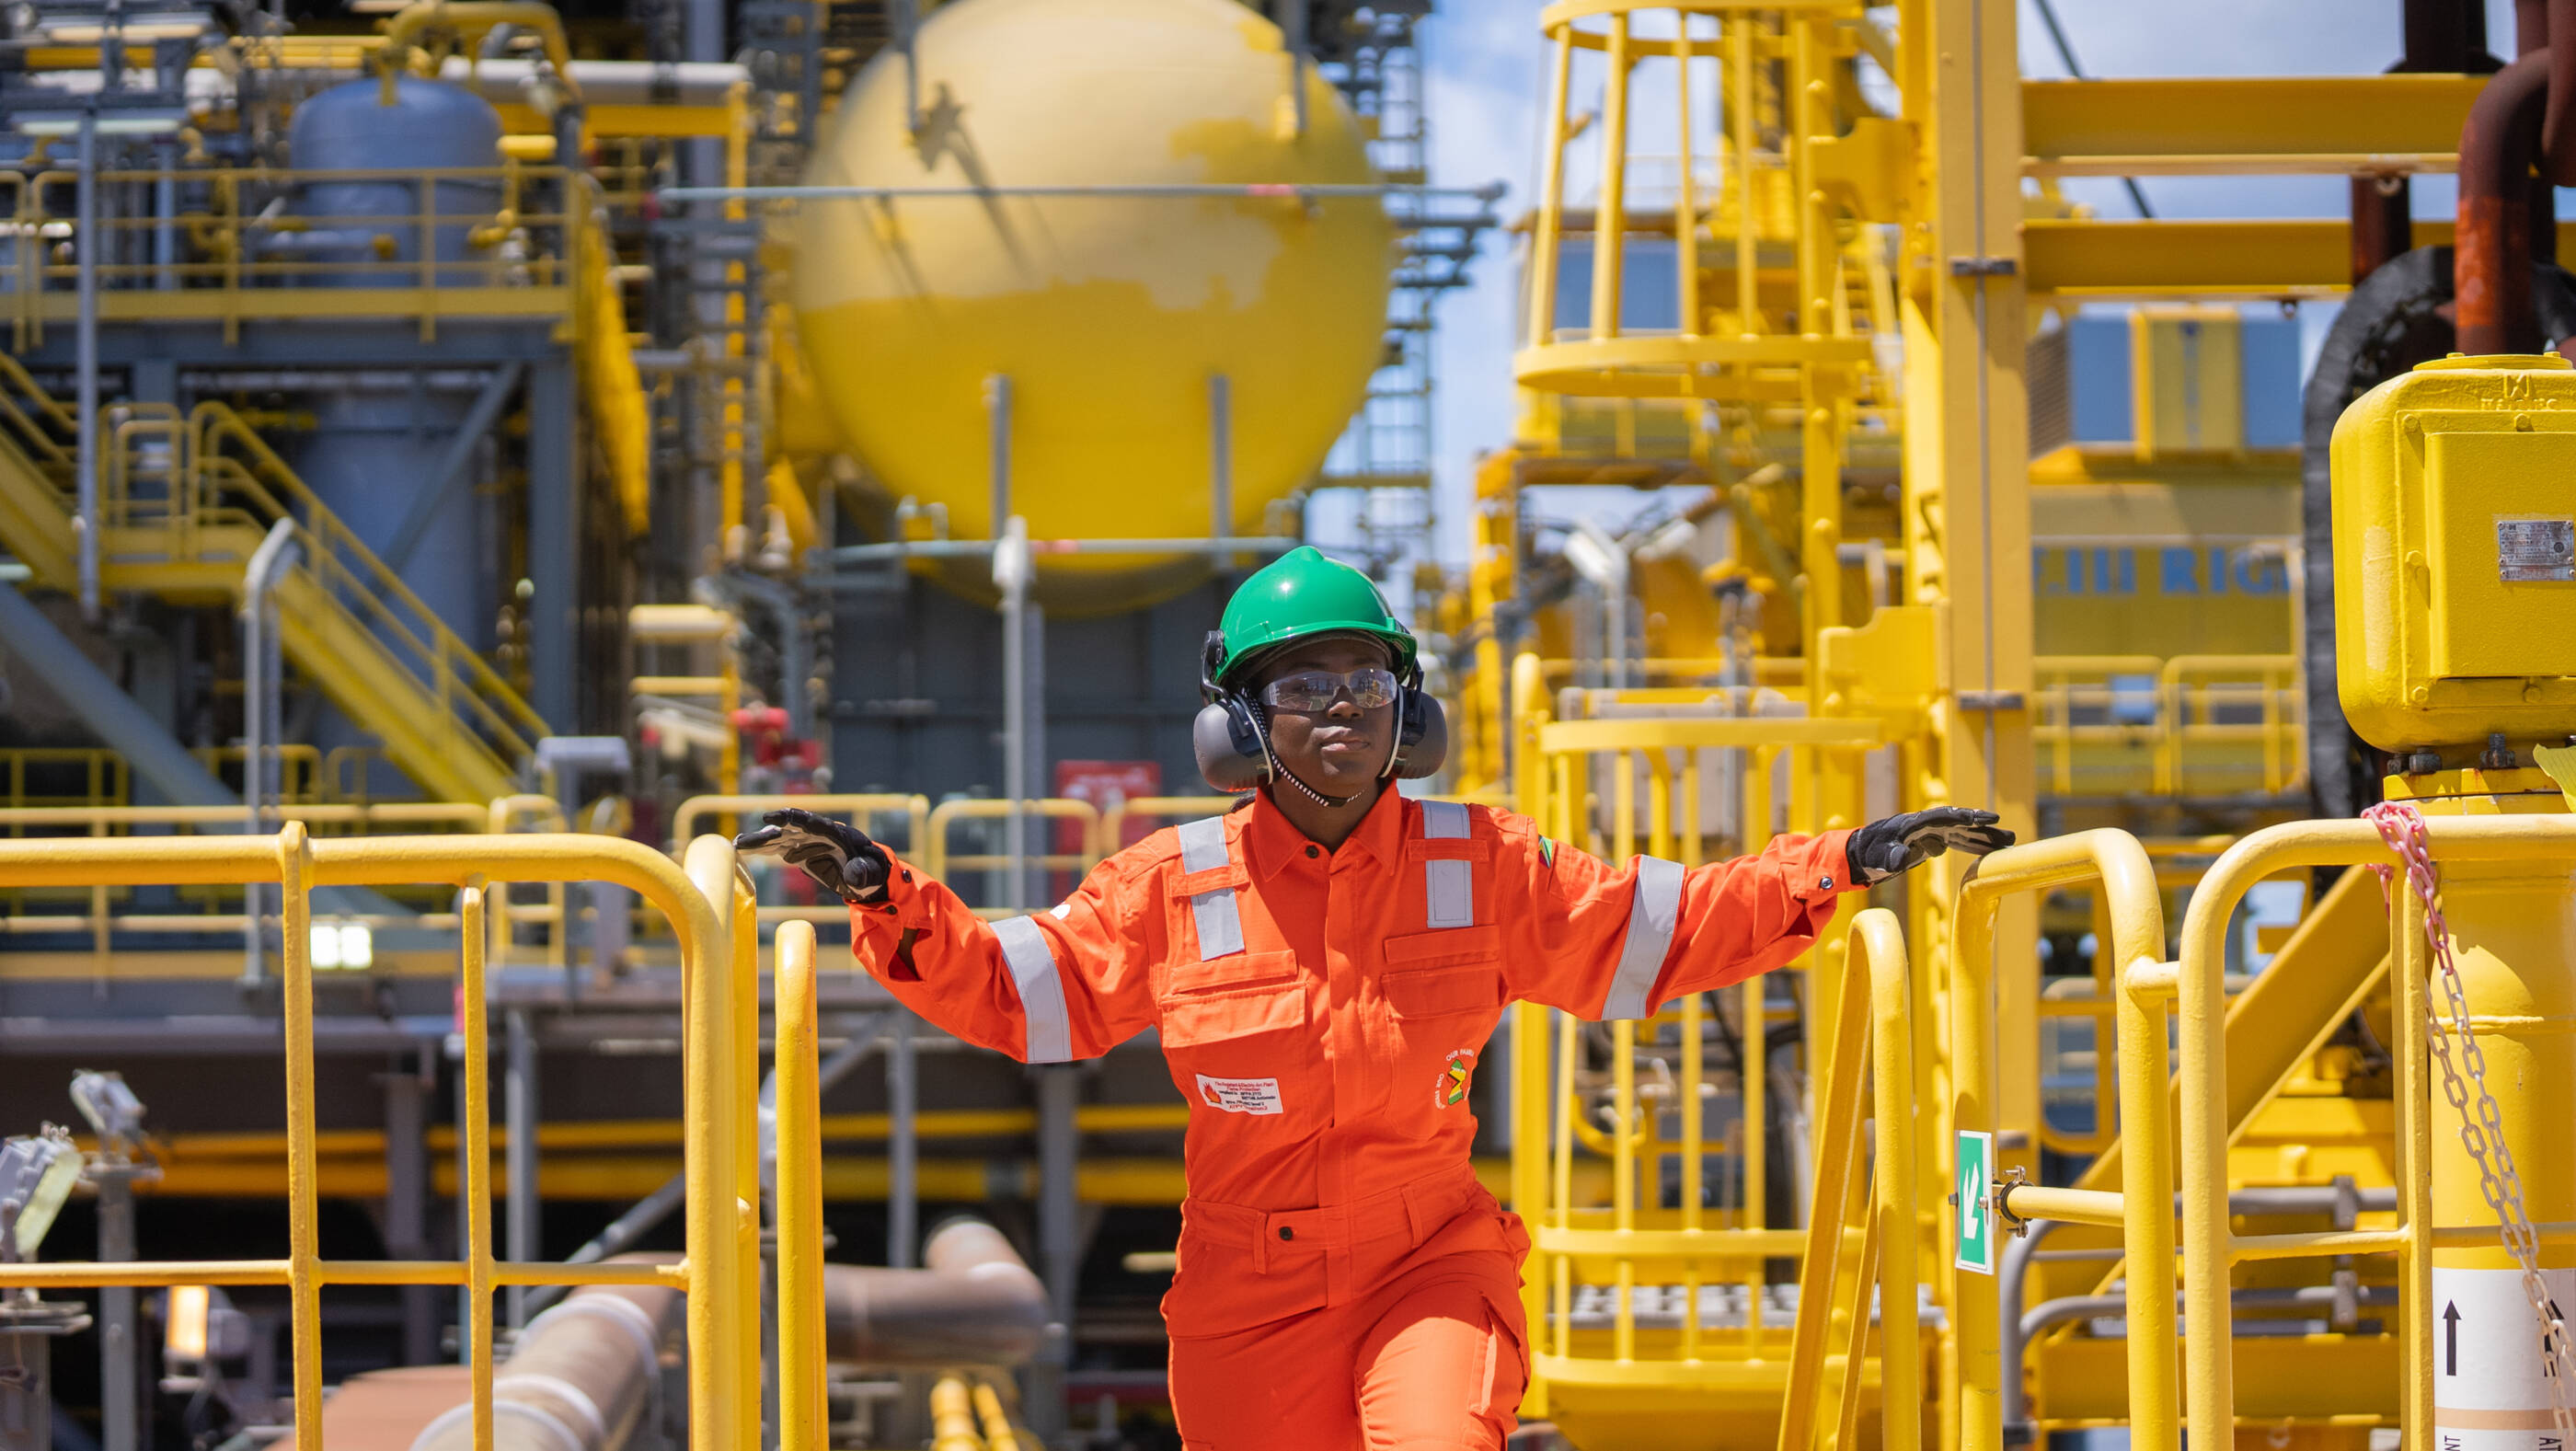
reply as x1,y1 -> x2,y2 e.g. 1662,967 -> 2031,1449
1158,951 -> 1304,1046
1383,926 -> 1504,1019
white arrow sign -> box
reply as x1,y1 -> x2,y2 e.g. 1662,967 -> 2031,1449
2433,1264 -> 2576,1451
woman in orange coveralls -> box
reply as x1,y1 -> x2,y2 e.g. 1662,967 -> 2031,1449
741,547 -> 2009,1451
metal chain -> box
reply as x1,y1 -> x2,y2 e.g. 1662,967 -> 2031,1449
2364,800 -> 2576,1431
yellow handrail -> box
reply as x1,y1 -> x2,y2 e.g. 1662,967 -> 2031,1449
672,792 -> 931,857
2168,816 -> 2576,1451
1772,906 -> 1916,1451
1512,651 -> 1890,1414
1098,796 -> 1239,847
923,798 -> 1103,881
774,918 -> 827,1451
0,828 -> 749,1451
1950,829 -> 2176,1451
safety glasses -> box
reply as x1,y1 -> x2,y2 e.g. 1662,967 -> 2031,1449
1259,666 -> 1399,713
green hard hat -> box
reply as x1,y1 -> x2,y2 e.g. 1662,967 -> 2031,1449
1210,547 -> 1417,690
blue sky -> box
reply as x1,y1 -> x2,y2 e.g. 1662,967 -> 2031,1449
1402,0 -> 2529,566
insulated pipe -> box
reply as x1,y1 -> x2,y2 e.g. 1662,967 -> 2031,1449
241,522 -> 302,986
2551,0 -> 2576,180
2457,52 -> 2552,354
822,1218 -> 1050,1367
408,1277 -> 681,1451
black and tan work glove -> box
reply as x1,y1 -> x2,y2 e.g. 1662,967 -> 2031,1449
1845,807 -> 2014,886
734,808 -> 892,904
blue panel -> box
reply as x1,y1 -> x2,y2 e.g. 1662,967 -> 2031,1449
2241,316 -> 2302,447
1551,238 -> 1683,333
2068,315 -> 2132,442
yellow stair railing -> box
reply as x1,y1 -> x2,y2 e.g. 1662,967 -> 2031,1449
0,348 -> 546,803
1508,672 -> 1892,1449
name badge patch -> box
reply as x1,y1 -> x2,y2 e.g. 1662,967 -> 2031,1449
1195,1074 -> 1283,1116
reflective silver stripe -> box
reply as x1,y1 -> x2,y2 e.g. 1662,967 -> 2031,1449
1420,800 -> 1473,928
1599,857 -> 1685,1021
1420,800 -> 1470,838
993,916 -> 1073,1063
1177,815 -> 1243,961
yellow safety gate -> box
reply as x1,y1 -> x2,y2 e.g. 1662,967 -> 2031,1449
0,825 -> 761,1451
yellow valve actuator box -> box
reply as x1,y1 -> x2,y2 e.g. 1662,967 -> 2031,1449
2333,353 -> 2576,752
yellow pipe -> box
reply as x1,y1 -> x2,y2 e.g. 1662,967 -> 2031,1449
1995,1184 -> 2128,1230
930,1376 -> 983,1451
971,1379 -> 1025,1451
774,920 -> 825,1451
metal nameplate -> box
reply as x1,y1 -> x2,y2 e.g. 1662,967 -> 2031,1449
2497,517 -> 2576,582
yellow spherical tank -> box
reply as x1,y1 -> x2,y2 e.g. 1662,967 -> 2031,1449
791,0 -> 1395,610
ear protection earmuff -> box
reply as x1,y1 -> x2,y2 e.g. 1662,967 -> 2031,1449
1193,632 -> 1273,793
1191,631 -> 1450,793
1386,683 -> 1447,781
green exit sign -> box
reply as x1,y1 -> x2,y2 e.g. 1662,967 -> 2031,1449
1955,1129 -> 1995,1275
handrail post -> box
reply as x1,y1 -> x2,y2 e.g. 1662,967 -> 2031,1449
1950,829 -> 2173,1451
1776,924 -> 1877,1451
1859,908 -> 1922,1451
275,823 -> 323,1451
774,920 -> 825,1451
682,834 -> 747,1451
2116,956 -> 2181,1451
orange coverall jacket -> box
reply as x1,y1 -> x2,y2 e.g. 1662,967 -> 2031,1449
845,789 -> 1855,1339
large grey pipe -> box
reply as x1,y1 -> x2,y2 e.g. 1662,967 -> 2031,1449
408,1276 -> 682,1451
824,1218 -> 1050,1367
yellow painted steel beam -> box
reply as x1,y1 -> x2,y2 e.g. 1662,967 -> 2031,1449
2023,75 -> 2489,176
2026,219 -> 2576,298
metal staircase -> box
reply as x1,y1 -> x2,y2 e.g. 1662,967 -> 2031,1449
0,354 -> 546,804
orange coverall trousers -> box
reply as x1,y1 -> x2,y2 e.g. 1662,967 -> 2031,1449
847,789 -> 1855,1449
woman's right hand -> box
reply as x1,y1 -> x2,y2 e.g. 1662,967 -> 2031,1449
734,808 -> 892,904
